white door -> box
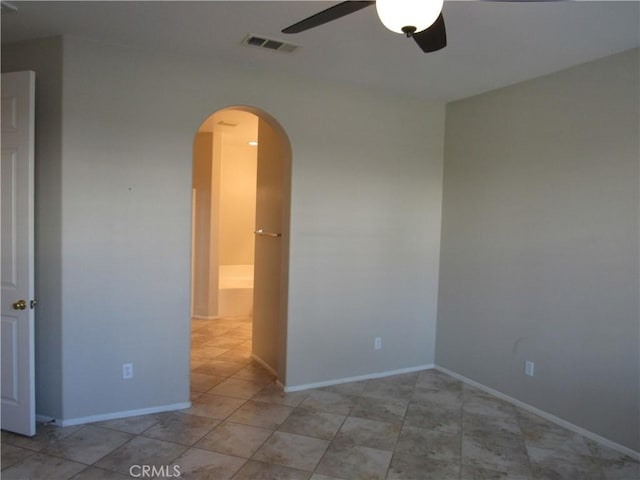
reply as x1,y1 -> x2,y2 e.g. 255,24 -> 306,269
252,119 -> 284,373
1,71 -> 36,436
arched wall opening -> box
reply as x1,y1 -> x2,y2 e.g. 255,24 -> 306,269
191,105 -> 292,384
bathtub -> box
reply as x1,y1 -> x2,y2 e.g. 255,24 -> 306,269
218,264 -> 254,317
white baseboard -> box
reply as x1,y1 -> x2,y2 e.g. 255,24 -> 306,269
435,366 -> 640,461
46,402 -> 191,427
283,364 -> 435,393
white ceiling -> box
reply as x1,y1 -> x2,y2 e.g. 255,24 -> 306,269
2,1 -> 638,101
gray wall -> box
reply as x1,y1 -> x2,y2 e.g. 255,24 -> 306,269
437,49 -> 639,451
2,35 -> 444,421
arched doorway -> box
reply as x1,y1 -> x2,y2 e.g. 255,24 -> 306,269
190,106 -> 291,390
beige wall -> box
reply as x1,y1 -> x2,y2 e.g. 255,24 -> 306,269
191,132 -> 220,318
252,118 -> 287,373
218,134 -> 257,266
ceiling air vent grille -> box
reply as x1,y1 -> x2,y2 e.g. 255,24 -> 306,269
242,34 -> 299,54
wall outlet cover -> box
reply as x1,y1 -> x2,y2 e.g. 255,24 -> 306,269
122,363 -> 133,379
525,361 -> 535,377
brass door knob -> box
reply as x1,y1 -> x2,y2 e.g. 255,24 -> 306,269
13,300 -> 27,310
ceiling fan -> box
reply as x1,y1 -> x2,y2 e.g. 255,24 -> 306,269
282,0 -> 558,54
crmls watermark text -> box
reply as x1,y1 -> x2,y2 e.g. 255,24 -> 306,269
129,465 -> 181,478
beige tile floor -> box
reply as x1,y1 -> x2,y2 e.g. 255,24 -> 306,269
2,315 -> 638,479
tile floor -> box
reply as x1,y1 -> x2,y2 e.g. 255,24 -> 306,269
2,316 -> 638,479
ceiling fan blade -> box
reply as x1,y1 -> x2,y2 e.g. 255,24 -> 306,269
412,13 -> 447,53
282,1 -> 375,34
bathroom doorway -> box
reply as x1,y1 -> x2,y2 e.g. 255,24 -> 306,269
190,106 -> 291,389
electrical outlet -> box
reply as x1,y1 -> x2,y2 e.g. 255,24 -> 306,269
525,360 -> 534,377
122,363 -> 133,380
374,337 -> 382,350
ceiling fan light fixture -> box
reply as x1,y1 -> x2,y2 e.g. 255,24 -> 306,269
375,0 -> 444,35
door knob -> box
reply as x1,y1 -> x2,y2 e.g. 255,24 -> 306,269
13,300 -> 27,310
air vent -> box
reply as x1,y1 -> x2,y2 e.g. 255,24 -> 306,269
241,34 -> 299,54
